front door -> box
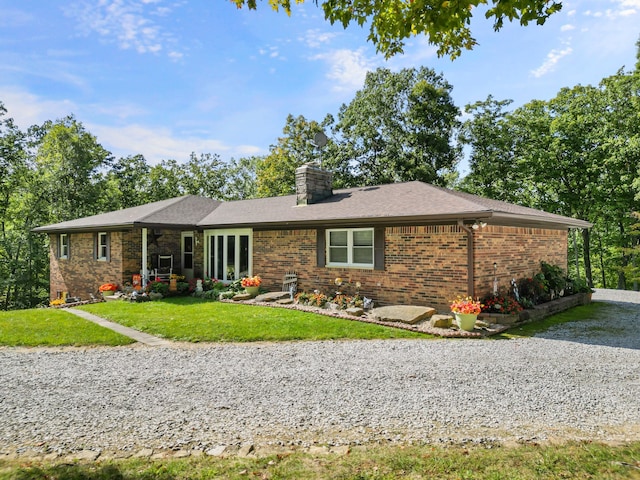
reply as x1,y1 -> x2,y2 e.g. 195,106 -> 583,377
181,232 -> 194,280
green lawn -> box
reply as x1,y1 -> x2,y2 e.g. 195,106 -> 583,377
499,302 -> 609,339
0,308 -> 135,347
1,441 -> 639,479
78,297 -> 428,342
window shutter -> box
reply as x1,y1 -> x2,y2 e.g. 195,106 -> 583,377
316,228 -> 326,267
374,227 -> 385,271
106,233 -> 111,262
67,235 -> 71,260
93,233 -> 98,260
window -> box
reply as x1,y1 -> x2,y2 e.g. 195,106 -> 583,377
59,234 -> 69,259
327,228 -> 374,267
97,232 -> 109,261
205,229 -> 252,282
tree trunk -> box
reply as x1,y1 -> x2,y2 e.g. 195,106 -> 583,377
596,231 -> 606,288
617,221 -> 628,290
582,228 -> 593,288
573,229 -> 581,280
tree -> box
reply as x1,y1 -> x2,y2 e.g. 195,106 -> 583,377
230,0 -> 562,58
181,153 -> 228,198
256,114 -> 328,197
220,156 -> 261,200
459,96 -> 525,203
330,66 -> 460,187
106,154 -> 152,210
33,115 -> 112,222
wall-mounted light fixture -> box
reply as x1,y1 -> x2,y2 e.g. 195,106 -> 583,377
471,220 -> 488,230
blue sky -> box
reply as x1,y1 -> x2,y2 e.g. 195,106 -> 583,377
1,1 -> 639,171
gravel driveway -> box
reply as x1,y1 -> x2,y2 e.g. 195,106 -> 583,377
1,289 -> 639,456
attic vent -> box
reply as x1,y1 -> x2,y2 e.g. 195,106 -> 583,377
295,163 -> 333,206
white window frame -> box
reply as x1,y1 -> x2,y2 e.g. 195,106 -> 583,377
97,232 -> 108,261
59,233 -> 69,259
326,228 -> 374,268
204,228 -> 253,282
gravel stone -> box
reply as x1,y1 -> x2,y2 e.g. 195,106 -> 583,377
1,289 -> 639,455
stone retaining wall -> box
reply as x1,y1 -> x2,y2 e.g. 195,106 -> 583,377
479,293 -> 592,325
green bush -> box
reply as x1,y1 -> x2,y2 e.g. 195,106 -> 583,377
147,281 -> 169,296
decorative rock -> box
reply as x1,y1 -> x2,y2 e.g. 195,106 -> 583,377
133,448 -> 154,458
345,307 -> 364,316
237,444 -> 254,457
330,446 -> 351,455
430,315 -> 453,328
370,306 -> 437,324
255,291 -> 290,303
232,293 -> 253,301
307,446 -> 330,455
205,445 -> 227,457
65,450 -> 100,462
276,298 -> 294,305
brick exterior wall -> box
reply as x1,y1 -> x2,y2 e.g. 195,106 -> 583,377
48,223 -> 568,309
253,225 -> 568,311
48,228 -> 203,300
473,226 -> 568,299
49,231 -> 125,300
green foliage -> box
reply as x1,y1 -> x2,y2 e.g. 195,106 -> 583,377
461,56 -> 640,289
502,303 -> 608,338
256,114 -> 328,197
329,67 -> 461,187
231,0 -> 562,59
79,298 -> 426,342
146,281 -> 169,295
2,440 -> 639,479
0,308 -> 134,346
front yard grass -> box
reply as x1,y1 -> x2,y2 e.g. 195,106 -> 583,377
1,441 -> 639,479
78,297 -> 428,342
0,309 -> 135,347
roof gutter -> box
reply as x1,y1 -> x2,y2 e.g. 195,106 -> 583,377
457,220 -> 475,298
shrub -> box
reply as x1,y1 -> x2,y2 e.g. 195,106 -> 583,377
147,281 -> 169,296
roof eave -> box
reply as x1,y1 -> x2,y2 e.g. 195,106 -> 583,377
32,221 -> 201,234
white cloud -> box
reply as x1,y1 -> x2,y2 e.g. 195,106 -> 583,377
67,0 -> 180,57
0,86 -> 259,164
530,46 -> 573,78
0,86 -> 78,128
302,29 -> 338,48
560,24 -> 575,32
311,48 -> 375,92
89,123 -> 237,163
618,0 -> 640,7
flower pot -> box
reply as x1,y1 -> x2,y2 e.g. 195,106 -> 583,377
102,289 -> 116,297
455,313 -> 478,331
245,286 -> 260,296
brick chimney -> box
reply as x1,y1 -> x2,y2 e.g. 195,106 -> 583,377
295,163 -> 333,205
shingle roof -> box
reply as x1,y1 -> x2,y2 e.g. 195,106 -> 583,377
33,182 -> 591,233
196,181 -> 592,229
32,195 -> 221,233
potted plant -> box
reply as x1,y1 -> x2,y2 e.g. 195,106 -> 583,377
99,282 -> 119,297
450,296 -> 483,331
241,275 -> 262,296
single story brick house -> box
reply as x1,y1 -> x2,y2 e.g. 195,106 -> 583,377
34,164 -> 591,310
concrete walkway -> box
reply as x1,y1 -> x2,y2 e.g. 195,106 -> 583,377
67,308 -> 172,346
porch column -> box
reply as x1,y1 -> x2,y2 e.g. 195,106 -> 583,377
142,227 -> 148,287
